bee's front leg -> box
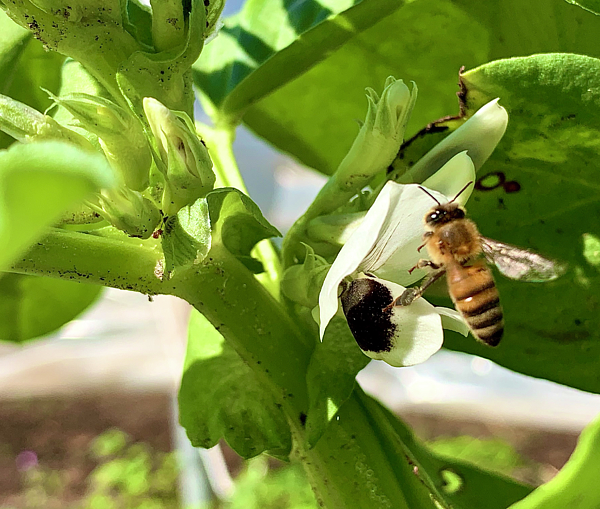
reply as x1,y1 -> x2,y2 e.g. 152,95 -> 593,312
417,231 -> 434,252
408,259 -> 440,274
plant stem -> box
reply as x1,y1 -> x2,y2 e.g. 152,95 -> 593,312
8,228 -> 423,508
198,122 -> 282,298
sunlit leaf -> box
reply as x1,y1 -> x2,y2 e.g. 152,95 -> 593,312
435,53 -> 600,393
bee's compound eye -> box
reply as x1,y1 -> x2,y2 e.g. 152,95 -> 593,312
426,211 -> 439,223
455,208 -> 465,219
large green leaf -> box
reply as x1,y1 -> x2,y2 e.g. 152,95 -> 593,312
509,412 -> 600,508
0,141 -> 115,271
0,273 -> 102,343
194,0 -> 401,120
360,391 -> 533,509
431,53 -> 600,393
194,0 -> 600,174
178,310 -> 291,458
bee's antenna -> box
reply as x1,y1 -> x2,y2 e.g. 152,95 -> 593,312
418,186 -> 441,205
450,181 -> 474,203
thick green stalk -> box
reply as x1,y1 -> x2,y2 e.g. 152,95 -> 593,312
9,228 -> 423,508
198,122 -> 282,298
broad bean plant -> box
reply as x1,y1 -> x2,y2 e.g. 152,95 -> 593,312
1,0 -> 599,507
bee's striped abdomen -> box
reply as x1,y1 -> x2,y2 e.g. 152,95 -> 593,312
447,260 -> 504,346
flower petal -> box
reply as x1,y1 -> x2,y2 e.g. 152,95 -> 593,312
318,185 -> 392,339
421,151 -> 475,205
435,306 -> 469,336
340,276 -> 443,367
365,152 -> 476,286
402,98 -> 508,183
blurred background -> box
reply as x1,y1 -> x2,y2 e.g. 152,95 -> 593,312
2,1 -> 600,508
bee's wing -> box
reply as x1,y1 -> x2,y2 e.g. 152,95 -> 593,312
481,237 -> 567,282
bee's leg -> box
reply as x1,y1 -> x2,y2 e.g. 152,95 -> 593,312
417,231 -> 433,252
408,259 -> 440,274
386,269 -> 447,310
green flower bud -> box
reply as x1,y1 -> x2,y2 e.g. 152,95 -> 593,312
306,212 -> 366,249
335,77 -> 417,189
87,187 -> 161,239
143,97 -> 216,216
45,91 -> 152,191
281,245 -> 331,308
0,94 -> 93,149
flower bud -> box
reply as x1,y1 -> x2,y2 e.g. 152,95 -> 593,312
306,212 -> 366,249
46,91 -> 152,191
0,94 -> 93,149
281,245 -> 330,308
335,77 -> 417,188
143,97 -> 215,216
88,187 -> 161,239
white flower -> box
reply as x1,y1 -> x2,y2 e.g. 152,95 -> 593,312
318,152 -> 475,367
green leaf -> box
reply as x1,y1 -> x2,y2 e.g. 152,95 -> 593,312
196,0 -> 600,174
305,316 -> 369,447
0,140 -> 115,271
178,310 -> 292,458
194,0 -> 401,122
0,273 -> 102,342
206,187 -> 281,272
360,390 -> 533,509
227,457 -> 319,509
564,0 -> 600,14
0,9 -> 30,94
161,198 -> 211,274
508,412 -> 600,508
435,53 -> 600,393
427,436 -> 529,479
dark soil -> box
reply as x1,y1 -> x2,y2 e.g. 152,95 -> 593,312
0,392 -> 581,507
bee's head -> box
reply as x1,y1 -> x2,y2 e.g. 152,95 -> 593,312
425,203 -> 466,225
418,181 -> 472,226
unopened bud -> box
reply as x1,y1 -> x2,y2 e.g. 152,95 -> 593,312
0,94 -> 93,149
281,245 -> 330,308
143,97 -> 215,216
88,187 -> 161,239
46,91 -> 152,191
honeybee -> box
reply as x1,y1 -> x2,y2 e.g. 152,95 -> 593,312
394,182 -> 565,346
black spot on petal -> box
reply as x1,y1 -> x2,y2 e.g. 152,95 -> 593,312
340,278 -> 396,353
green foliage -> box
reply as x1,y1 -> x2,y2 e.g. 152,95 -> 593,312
509,413 -> 600,508
13,428 -> 179,509
162,198 -> 211,274
0,273 -> 102,342
305,317 -> 368,447
427,436 -> 528,479
0,1 -> 599,508
438,54 -> 600,393
0,141 -> 115,271
224,457 -> 318,509
179,310 -> 292,458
